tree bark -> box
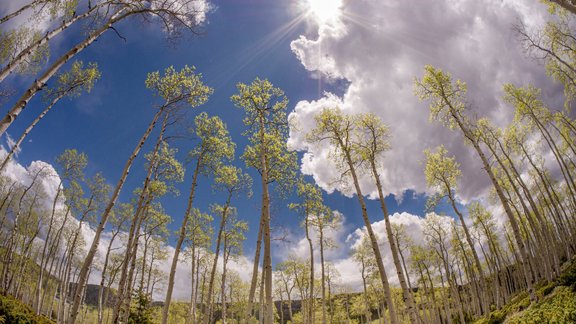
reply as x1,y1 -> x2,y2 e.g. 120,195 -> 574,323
370,159 -> 419,323
247,210 -> 263,319
204,192 -> 232,324
336,136 -> 398,324
35,181 -> 62,315
319,227 -> 327,324
0,0 -> 43,25
550,0 -> 576,15
161,148 -> 204,324
69,106 -> 164,324
304,214 -> 314,324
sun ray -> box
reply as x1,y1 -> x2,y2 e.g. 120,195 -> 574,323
207,13 -> 307,90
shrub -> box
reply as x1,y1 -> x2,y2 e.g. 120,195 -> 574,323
507,286 -> 576,324
541,284 -> 555,297
128,292 -> 154,324
0,294 -> 54,324
557,259 -> 576,289
487,310 -> 505,324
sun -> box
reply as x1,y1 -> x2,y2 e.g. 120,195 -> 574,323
304,0 -> 343,24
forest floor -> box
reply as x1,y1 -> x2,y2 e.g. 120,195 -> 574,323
476,257 -> 576,324
0,293 -> 54,323
1,257 -> 575,323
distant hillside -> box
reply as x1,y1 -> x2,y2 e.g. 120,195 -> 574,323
67,283 -> 117,307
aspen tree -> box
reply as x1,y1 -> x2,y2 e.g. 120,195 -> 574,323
162,112 -> 234,324
354,112 -> 421,323
231,78 -> 297,323
416,66 -> 536,300
204,166 -> 251,324
72,65 -> 211,324
220,218 -> 248,323
0,0 -> 207,136
307,107 -> 399,323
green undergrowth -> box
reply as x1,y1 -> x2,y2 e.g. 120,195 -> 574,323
0,294 -> 54,324
475,257 -> 576,324
506,286 -> 576,323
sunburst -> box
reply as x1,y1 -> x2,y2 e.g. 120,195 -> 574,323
304,0 -> 343,24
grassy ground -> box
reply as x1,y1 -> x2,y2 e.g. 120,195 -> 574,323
0,294 -> 54,324
476,257 -> 576,324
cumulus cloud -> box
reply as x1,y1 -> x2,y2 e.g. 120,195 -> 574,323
288,0 -> 564,202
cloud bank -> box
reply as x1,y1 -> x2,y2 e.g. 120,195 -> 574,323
288,0 -> 564,202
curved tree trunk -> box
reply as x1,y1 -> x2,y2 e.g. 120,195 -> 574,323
335,136 -> 398,324
204,192 -> 232,324
69,106 -> 164,324
1,93 -> 64,173
0,2 -> 106,83
0,0 -> 43,25
0,8 -> 131,137
161,150 -> 204,324
370,160 -> 420,323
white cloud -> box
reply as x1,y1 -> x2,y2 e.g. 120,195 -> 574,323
288,0 -> 563,203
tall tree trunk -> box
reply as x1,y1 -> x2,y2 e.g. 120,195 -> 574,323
305,214 -> 314,324
487,129 -> 559,278
360,258 -> 371,324
319,228 -> 327,324
458,119 -> 535,300
247,212 -> 263,319
98,230 -> 119,324
370,159 -> 420,323
432,80 -> 537,300
2,166 -> 44,293
35,182 -> 62,315
337,137 -> 398,324
186,246 -> 196,324
204,192 -> 232,324
69,106 -> 164,324
162,149 -> 204,324
221,243 -> 231,324
256,115 -> 274,324
112,113 -> 168,323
